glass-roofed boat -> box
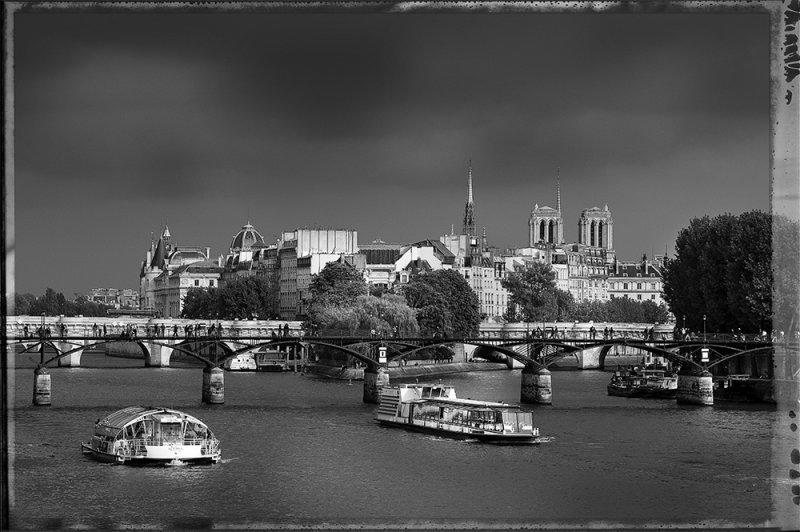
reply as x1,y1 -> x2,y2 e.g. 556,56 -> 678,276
81,406 -> 221,465
375,384 -> 541,444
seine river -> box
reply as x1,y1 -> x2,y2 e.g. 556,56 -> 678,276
9,352 -> 788,529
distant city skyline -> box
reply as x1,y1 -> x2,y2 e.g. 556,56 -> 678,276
11,10 -> 770,295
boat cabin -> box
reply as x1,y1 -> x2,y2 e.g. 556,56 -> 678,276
89,406 -> 216,458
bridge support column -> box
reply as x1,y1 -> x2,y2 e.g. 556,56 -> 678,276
202,366 -> 225,404
145,341 -> 174,367
33,366 -> 51,406
520,366 -> 552,404
676,368 -> 713,406
56,340 -> 84,367
363,366 -> 389,404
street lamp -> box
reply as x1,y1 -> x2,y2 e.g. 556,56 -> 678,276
39,312 -> 46,366
703,314 -> 707,343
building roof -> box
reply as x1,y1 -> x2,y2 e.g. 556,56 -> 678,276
611,261 -> 662,278
362,247 -> 401,265
230,222 -> 265,251
150,237 -> 166,269
167,248 -> 207,266
409,239 -> 456,265
172,260 -> 224,275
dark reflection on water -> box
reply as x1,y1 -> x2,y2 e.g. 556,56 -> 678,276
10,361 -> 781,528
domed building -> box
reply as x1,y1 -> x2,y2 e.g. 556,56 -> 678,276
230,222 -> 265,253
222,222 -> 277,283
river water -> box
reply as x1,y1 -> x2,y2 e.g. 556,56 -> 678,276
8,352 -> 788,529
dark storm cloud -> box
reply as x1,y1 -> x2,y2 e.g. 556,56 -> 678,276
11,11 -> 770,294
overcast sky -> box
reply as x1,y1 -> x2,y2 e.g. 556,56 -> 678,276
11,10 -> 770,296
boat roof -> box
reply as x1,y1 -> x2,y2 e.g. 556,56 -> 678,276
411,397 -> 521,410
96,406 -> 206,431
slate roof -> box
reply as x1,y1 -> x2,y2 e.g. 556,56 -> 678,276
172,260 -> 224,275
611,262 -> 662,277
409,239 -> 456,265
150,238 -> 166,269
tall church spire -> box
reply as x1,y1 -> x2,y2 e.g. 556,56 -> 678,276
556,167 -> 561,214
468,160 -> 473,204
462,160 -> 476,236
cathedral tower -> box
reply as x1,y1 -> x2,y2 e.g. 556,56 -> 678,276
528,172 -> 564,246
578,204 -> 614,250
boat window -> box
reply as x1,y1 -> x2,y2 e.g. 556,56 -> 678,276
161,422 -> 182,443
422,387 -> 432,397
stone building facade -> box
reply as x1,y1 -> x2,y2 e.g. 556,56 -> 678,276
139,226 -> 214,314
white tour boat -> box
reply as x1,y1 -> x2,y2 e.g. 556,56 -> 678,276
81,406 -> 221,465
375,384 -> 541,444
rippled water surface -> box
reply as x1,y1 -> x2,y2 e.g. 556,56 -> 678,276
9,355 -> 784,528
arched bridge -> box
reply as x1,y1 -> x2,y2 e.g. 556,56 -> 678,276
9,332 -> 790,408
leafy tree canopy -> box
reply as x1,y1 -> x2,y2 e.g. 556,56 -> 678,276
501,262 -> 573,322
663,210 -> 778,333
309,294 -> 419,336
181,274 -> 279,320
14,288 -> 112,317
402,269 -> 480,337
309,261 -> 368,307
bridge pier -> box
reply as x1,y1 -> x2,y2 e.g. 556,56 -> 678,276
202,366 -> 225,404
676,368 -> 713,406
363,366 -> 389,404
56,340 -> 85,367
145,341 -> 174,367
33,366 -> 51,406
520,366 -> 552,405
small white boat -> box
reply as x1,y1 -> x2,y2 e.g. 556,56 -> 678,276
223,353 -> 257,371
375,384 -> 541,444
81,406 -> 221,465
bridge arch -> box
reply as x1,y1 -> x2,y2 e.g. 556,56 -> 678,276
479,339 -> 703,371
212,338 -> 381,370
706,346 -> 775,370
40,339 -> 215,368
392,340 -> 539,369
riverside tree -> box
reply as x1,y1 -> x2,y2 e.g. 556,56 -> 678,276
662,210 -> 779,333
181,274 -> 279,320
14,288 -> 113,317
401,269 -> 480,337
307,261 -> 418,336
501,262 -> 573,322
308,261 -> 368,306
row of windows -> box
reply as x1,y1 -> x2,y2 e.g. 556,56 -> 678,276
609,294 -> 658,301
610,282 -> 660,290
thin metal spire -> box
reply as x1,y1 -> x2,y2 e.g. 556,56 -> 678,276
556,167 -> 561,214
468,160 -> 473,204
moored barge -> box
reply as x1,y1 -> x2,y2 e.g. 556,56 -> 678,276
607,366 -> 678,399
